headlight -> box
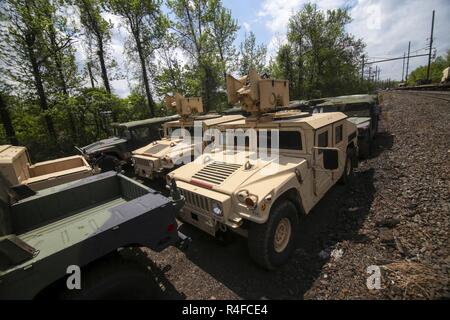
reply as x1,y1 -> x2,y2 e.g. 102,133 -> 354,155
211,201 -> 223,217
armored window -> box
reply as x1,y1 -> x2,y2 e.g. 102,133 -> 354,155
132,127 -> 150,140
226,130 -> 302,151
318,131 -> 328,154
335,125 -> 343,144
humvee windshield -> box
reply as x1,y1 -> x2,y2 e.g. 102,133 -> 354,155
344,104 -> 372,117
113,127 -> 130,139
219,130 -> 303,151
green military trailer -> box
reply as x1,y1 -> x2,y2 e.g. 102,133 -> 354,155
0,171 -> 187,299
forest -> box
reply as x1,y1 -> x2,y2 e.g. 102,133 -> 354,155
0,0 -> 433,160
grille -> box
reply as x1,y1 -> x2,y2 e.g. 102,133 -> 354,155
179,188 -> 210,212
192,161 -> 241,185
134,157 -> 152,167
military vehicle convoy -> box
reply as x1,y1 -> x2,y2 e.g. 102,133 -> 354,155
0,145 -> 93,191
0,171 -> 186,299
166,70 -> 359,270
78,115 -> 180,172
131,94 -> 243,180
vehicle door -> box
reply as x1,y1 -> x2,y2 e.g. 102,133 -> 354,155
332,121 -> 346,181
314,125 -> 333,196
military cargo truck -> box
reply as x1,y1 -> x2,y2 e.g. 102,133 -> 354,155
0,145 -> 93,191
0,171 -> 186,299
78,115 -> 180,172
167,70 -> 358,270
131,94 -> 243,180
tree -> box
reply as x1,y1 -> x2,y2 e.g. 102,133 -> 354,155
238,31 -> 267,76
104,0 -> 168,117
167,0 -> 236,111
210,2 -> 238,82
271,3 -> 365,99
0,0 -> 59,140
75,0 -> 113,93
407,52 -> 450,85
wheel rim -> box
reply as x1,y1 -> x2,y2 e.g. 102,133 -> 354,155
274,217 -> 292,253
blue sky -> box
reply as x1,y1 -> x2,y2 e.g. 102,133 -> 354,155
76,0 -> 450,97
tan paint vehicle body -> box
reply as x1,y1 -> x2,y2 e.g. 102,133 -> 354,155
0,145 -> 93,191
132,114 -> 244,179
166,70 -> 359,269
169,112 -> 358,235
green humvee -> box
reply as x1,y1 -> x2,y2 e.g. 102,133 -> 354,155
0,171 -> 186,299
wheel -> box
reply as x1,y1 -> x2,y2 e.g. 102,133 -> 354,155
247,201 -> 299,270
58,257 -> 159,300
97,155 -> 120,172
340,148 -> 354,185
358,137 -> 372,159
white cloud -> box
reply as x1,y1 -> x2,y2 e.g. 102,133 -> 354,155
258,0 -> 450,81
242,22 -> 251,32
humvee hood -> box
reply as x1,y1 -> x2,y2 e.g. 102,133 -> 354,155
133,138 -> 194,159
82,137 -> 127,155
172,150 -> 306,195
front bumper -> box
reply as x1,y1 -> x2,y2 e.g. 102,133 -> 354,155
176,180 -> 232,236
132,155 -> 161,179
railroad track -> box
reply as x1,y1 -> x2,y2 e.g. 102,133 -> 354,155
395,90 -> 450,103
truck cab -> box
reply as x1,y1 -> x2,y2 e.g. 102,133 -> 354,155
167,71 -> 358,270
79,115 -> 180,172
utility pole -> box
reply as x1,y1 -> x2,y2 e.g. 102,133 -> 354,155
426,10 -> 435,81
375,65 -> 378,82
361,55 -> 365,81
405,41 -> 411,82
401,52 -> 406,81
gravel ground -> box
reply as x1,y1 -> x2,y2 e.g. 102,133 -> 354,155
143,92 -> 450,300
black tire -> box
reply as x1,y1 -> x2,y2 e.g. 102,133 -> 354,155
340,149 -> 354,185
247,201 -> 299,270
97,155 -> 120,172
58,257 -> 159,300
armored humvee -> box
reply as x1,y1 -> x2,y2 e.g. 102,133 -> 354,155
0,171 -> 186,299
78,115 -> 180,172
131,94 -> 243,180
0,145 -> 93,191
300,95 -> 379,158
167,70 -> 359,270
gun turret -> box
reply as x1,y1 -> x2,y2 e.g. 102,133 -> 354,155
226,69 -> 289,118
164,93 -> 203,119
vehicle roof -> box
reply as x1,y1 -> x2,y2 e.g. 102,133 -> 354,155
165,114 -> 244,127
315,94 -> 377,107
217,112 -> 348,130
112,114 -> 181,129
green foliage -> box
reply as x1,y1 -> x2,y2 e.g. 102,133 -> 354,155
271,3 -> 365,99
166,0 -> 238,111
407,51 -> 450,85
238,31 -> 267,75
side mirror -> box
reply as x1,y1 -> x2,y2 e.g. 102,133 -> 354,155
323,149 -> 339,170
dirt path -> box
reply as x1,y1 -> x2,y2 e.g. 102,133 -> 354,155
144,92 -> 450,299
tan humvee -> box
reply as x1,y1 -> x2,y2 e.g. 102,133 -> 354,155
167,71 -> 359,269
131,94 -> 244,180
0,145 -> 93,191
